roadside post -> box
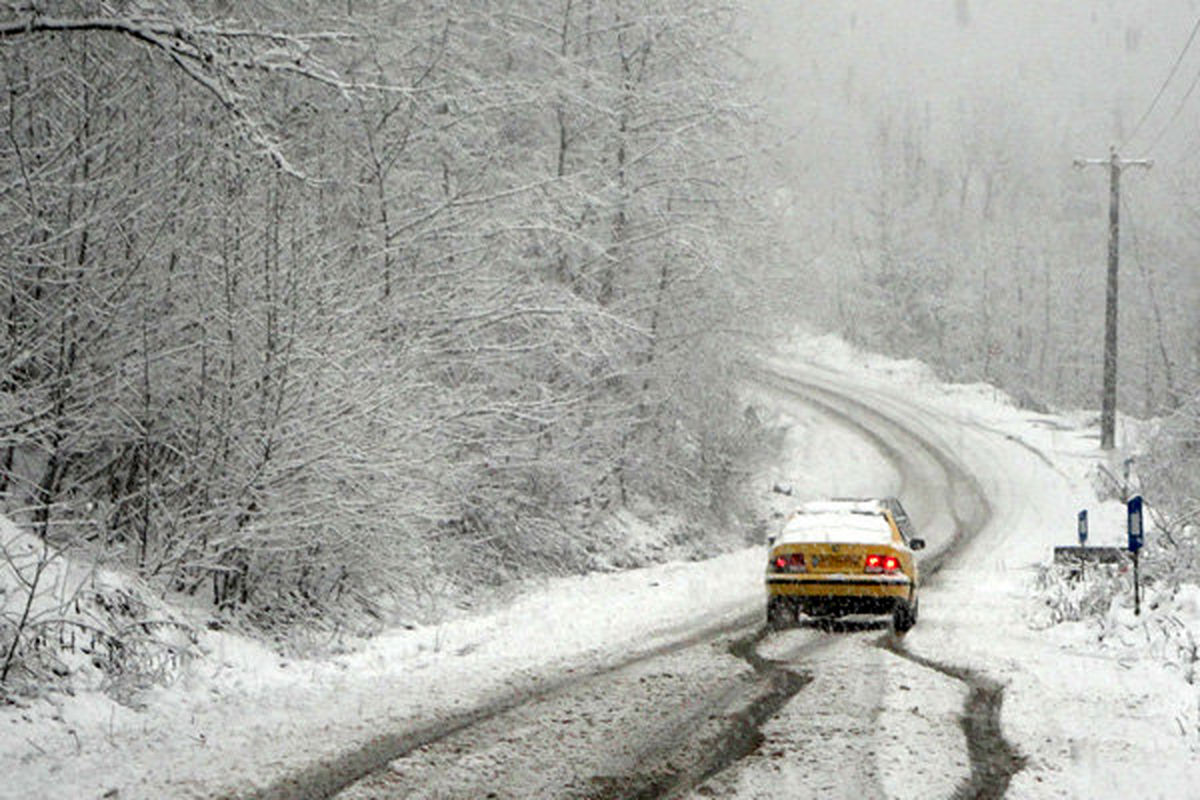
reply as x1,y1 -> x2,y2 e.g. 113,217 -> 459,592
1127,495 -> 1144,615
1053,507 -> 1127,577
1077,510 -> 1088,579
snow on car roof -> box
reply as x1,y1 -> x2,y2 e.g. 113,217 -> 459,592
777,512 -> 895,545
794,499 -> 887,515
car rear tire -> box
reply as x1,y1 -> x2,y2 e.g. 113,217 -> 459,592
892,599 -> 918,633
767,597 -> 794,630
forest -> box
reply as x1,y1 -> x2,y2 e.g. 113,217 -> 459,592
1,1 -> 1197,691
0,0 -> 774,659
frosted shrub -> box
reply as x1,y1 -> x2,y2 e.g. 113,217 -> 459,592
1,524 -> 195,702
1140,385 -> 1200,592
1033,561 -> 1132,624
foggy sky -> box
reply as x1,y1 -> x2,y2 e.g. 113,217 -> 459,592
746,1 -> 1200,199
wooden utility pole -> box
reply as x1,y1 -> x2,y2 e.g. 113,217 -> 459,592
1073,147 -> 1152,450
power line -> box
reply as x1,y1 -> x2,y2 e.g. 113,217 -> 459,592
1122,12 -> 1200,150
1120,194 -> 1179,411
1143,57 -> 1200,155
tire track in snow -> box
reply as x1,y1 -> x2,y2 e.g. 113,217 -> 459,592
257,611 -> 762,800
591,365 -> 978,799
878,638 -> 1026,800
583,626 -> 818,800
751,364 -> 1026,796
748,363 -> 992,572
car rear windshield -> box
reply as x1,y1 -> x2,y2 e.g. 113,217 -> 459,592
777,512 -> 894,546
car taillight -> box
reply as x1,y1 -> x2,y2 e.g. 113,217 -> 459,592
865,554 -> 900,573
770,553 -> 806,573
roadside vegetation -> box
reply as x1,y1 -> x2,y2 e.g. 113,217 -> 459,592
0,0 -> 778,699
1033,390 -> 1200,692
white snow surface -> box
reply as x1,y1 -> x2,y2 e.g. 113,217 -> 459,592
3,334 -> 1198,799
777,511 -> 894,545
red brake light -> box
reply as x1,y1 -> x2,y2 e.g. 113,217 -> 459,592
770,553 -> 806,573
865,553 -> 900,573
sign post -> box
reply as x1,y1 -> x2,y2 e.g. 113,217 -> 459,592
1127,495 -> 1144,615
1075,510 -> 1089,579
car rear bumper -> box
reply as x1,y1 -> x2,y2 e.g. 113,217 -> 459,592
765,573 -> 912,600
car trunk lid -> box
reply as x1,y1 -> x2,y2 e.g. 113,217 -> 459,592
798,542 -> 871,573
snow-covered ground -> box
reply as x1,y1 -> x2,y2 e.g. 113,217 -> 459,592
3,336 -> 1198,799
775,337 -> 1200,799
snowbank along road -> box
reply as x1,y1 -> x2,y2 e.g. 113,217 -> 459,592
11,347 -> 1200,796
7,347 -> 1197,799
301,364 -> 1019,800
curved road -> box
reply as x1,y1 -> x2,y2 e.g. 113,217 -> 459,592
294,365 -> 1015,800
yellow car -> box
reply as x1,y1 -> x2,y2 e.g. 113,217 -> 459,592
765,498 -> 925,632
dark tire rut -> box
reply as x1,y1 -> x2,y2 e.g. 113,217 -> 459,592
583,627 -> 816,800
880,638 -> 1026,800
755,364 -> 1027,797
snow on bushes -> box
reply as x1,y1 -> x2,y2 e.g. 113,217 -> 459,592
0,515 -> 195,703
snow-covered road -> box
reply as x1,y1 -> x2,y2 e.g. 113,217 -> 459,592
761,346 -> 1200,800
4,340 -> 1198,799
681,362 -> 1012,800
311,358 -> 1019,799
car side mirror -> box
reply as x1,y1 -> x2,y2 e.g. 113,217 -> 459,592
909,538 -> 926,551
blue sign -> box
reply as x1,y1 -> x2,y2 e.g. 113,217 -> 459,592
1127,495 -> 1144,552
1077,510 -> 1088,545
